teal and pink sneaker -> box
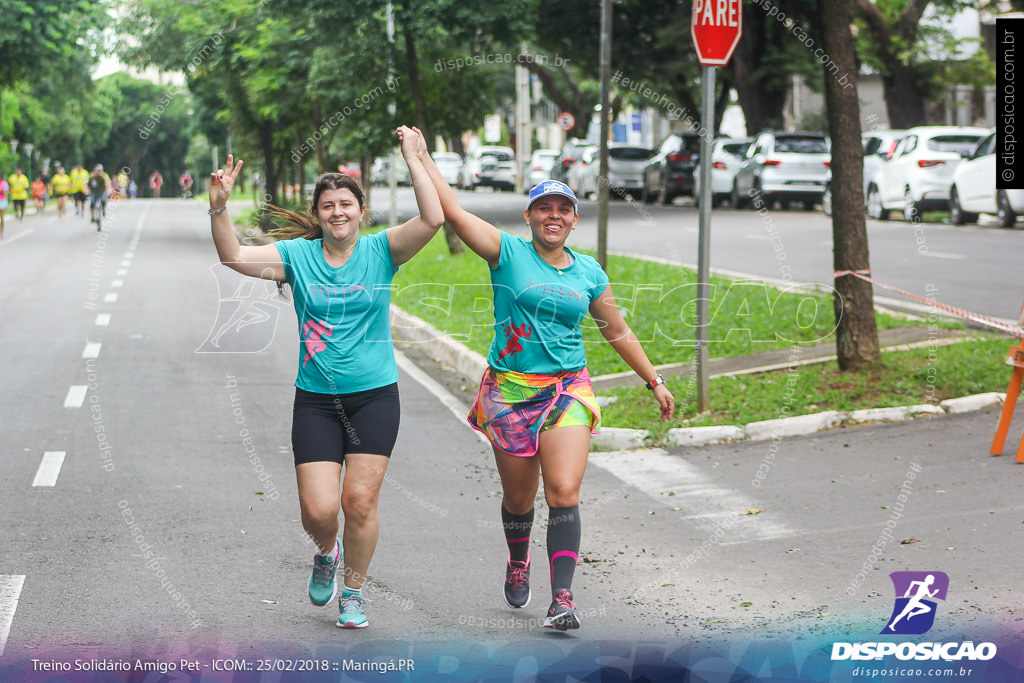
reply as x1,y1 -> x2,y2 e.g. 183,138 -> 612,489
307,541 -> 340,606
337,588 -> 368,629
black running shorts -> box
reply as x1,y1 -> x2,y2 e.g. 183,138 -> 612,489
291,383 -> 400,465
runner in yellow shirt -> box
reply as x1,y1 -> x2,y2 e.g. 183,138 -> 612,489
69,164 -> 89,217
7,169 -> 29,220
50,165 -> 72,220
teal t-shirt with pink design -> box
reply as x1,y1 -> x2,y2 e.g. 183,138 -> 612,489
275,232 -> 398,394
487,232 -> 610,374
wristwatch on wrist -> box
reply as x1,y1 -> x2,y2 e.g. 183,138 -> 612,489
645,374 -> 666,391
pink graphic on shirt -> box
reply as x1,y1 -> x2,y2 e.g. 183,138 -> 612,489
301,318 -> 334,366
496,322 -> 532,362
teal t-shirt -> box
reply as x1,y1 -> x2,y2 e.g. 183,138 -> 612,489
275,232 -> 398,394
487,232 -> 610,374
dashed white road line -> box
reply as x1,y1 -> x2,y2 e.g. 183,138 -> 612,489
919,251 -> 965,260
0,574 -> 26,656
95,314 -> 111,326
104,293 -> 118,303
588,448 -> 797,543
82,342 -> 102,359
63,385 -> 88,408
32,451 -> 67,487
111,279 -> 124,288
0,228 -> 36,248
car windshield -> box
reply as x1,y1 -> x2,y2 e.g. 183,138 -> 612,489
927,135 -> 984,155
609,147 -> 652,160
774,136 -> 829,154
482,151 -> 513,162
721,142 -> 750,156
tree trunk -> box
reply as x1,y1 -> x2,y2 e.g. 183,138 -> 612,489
442,222 -> 464,254
856,0 -> 932,128
729,4 -> 789,135
819,0 -> 879,371
882,61 -> 928,128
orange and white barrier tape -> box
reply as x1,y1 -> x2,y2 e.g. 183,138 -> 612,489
833,269 -> 1024,338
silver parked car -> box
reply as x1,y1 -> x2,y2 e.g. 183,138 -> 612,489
732,131 -> 831,210
578,144 -> 654,199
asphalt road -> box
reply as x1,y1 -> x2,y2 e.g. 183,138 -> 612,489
1,199 -> 1022,680
370,186 -> 1024,322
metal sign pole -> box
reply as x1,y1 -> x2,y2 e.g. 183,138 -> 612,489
696,64 -> 715,414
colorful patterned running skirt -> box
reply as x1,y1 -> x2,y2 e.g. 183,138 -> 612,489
467,367 -> 601,457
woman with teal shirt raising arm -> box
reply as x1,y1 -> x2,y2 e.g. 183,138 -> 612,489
207,126 -> 443,630
417,132 -> 674,631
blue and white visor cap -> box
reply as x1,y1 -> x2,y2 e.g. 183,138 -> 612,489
527,180 -> 578,212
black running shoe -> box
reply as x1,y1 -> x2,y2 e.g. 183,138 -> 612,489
544,588 -> 580,630
503,556 -> 531,608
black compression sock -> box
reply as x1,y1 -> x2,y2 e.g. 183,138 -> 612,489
501,504 -> 534,563
547,505 -> 581,595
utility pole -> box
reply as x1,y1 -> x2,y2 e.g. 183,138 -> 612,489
597,0 -> 612,269
387,1 -> 398,227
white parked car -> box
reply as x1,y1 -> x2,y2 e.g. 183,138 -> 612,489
948,129 -> 1024,228
866,125 -> 988,222
526,149 -> 560,189
460,146 -> 516,191
566,146 -> 599,196
431,152 -> 463,186
732,131 -> 831,210
370,157 -> 410,186
693,138 -> 752,208
822,129 -> 905,216
578,144 -> 654,199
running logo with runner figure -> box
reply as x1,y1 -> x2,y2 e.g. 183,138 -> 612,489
881,571 -> 949,635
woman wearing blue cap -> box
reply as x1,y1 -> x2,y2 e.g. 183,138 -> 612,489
418,136 -> 674,630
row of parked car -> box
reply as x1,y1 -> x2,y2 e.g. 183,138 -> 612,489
365,126 -> 1020,227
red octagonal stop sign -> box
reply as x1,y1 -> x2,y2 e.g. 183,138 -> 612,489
691,0 -> 743,66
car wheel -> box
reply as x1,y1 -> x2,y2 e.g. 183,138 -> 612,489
822,185 -> 832,217
948,186 -> 977,225
641,181 -> 653,204
731,181 -> 747,209
997,191 -> 1017,228
867,185 -> 888,220
903,187 -> 920,223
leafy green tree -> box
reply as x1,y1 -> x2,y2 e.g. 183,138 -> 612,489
855,0 -> 974,128
0,0 -> 108,87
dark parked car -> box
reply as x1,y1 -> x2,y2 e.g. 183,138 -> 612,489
641,133 -> 702,204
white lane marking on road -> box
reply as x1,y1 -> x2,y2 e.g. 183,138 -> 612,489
32,451 -> 67,487
0,575 -> 26,656
123,252 -> 133,258
104,293 -> 118,303
111,279 -> 124,287
588,448 -> 797,543
64,385 -> 88,408
120,260 -> 131,267
744,234 -> 771,241
116,268 -> 128,276
920,251 -> 965,260
95,314 -> 111,326
394,351 -> 486,443
0,228 -> 36,248
82,342 -> 102,359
